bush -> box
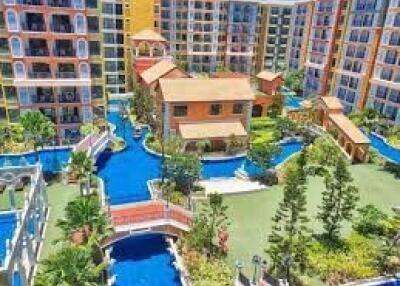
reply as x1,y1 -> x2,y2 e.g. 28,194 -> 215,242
307,135 -> 343,167
353,205 -> 389,237
308,232 -> 380,285
384,161 -> 400,178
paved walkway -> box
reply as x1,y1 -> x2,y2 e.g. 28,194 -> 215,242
199,178 -> 266,195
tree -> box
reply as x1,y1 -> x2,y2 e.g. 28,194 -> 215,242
283,69 -> 305,94
349,108 -> 380,134
20,111 -> 56,158
317,156 -> 359,242
131,84 -> 154,124
248,142 -> 281,173
68,151 -> 95,196
56,195 -> 111,243
0,124 -> 24,152
308,135 -> 343,167
267,151 -> 310,279
275,117 -> 299,139
164,152 -> 201,208
35,244 -> 105,286
353,204 -> 389,237
188,193 -> 229,257
225,134 -> 242,155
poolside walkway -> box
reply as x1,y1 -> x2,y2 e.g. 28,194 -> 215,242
199,178 -> 266,195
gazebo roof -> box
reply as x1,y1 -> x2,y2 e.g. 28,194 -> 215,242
131,29 -> 167,42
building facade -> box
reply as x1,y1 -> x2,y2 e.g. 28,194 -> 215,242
0,0 -> 106,143
367,0 -> 400,124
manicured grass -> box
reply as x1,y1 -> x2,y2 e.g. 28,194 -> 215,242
223,164 -> 400,278
40,182 -> 79,260
250,117 -> 278,144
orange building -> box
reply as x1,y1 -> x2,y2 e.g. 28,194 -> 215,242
156,78 -> 255,151
253,71 -> 284,117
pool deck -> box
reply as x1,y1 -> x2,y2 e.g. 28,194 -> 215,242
199,177 -> 266,195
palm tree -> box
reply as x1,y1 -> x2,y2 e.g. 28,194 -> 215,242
56,195 -> 112,243
35,244 -> 106,286
68,151 -> 95,196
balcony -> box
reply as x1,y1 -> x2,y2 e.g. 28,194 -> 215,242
60,114 -> 82,124
31,94 -> 55,104
28,71 -> 52,79
17,0 -> 44,5
56,71 -> 76,79
53,47 -> 75,57
25,48 -> 49,57
51,15 -> 73,33
22,13 -> 46,32
48,0 -> 71,7
59,92 -> 80,103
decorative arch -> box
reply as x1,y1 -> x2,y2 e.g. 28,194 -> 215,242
138,41 -> 151,57
79,62 -> 90,78
76,38 -> 88,59
13,61 -> 25,79
10,36 -> 23,57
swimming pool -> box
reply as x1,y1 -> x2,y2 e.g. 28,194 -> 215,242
0,212 -> 17,267
0,148 -> 71,172
110,233 -> 182,286
369,133 -> 400,164
284,95 -> 303,109
96,112 -> 303,205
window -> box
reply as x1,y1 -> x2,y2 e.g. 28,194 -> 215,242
14,62 -> 25,78
89,41 -> 100,56
209,103 -> 222,115
86,0 -> 97,8
79,63 -> 90,78
6,10 -> 18,31
232,103 -> 243,114
75,14 -> 86,34
10,37 -> 22,57
91,85 -> 103,99
0,38 -> 8,54
173,105 -> 187,117
0,62 -> 13,78
87,16 -> 99,33
90,63 -> 102,78
77,39 -> 87,58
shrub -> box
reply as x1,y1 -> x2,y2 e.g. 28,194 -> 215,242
353,205 -> 389,237
225,134 -> 242,155
308,232 -> 380,285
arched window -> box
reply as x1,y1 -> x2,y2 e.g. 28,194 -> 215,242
79,63 -> 89,78
10,37 -> 22,57
77,39 -> 87,58
138,42 -> 150,56
14,62 -> 25,79
6,10 -> 18,31
73,0 -> 84,9
75,14 -> 85,34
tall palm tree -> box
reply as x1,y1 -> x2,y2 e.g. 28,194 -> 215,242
68,151 -> 94,196
56,195 -> 112,243
35,244 -> 106,286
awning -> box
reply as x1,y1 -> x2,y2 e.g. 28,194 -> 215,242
179,121 -> 247,140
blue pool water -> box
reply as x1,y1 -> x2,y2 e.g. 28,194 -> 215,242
0,148 -> 71,172
369,133 -> 400,164
0,212 -> 17,267
96,112 -> 303,205
110,233 -> 182,286
285,95 -> 303,109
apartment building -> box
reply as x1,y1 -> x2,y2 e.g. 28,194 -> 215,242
256,1 -> 293,72
0,0 -> 106,143
333,0 -> 388,113
367,0 -> 400,124
303,0 -> 349,97
287,0 -> 314,71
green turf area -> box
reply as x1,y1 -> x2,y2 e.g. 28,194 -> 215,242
250,117 -> 278,144
40,182 -> 79,260
223,164 -> 400,277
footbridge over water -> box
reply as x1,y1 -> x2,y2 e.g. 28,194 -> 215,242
103,200 -> 193,248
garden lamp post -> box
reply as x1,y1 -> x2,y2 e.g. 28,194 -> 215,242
252,254 -> 262,285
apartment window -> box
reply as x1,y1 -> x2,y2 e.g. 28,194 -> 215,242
173,105 -> 187,117
0,38 -> 8,54
209,103 -> 222,116
75,14 -> 86,34
232,103 -> 243,114
6,10 -> 18,31
91,85 -> 103,99
89,41 -> 101,56
90,64 -> 102,78
4,86 -> 17,101
104,33 -> 123,44
0,62 -> 12,78
86,0 -> 97,8
105,61 -> 124,71
10,37 -> 22,57
77,39 -> 88,58
87,16 -> 99,33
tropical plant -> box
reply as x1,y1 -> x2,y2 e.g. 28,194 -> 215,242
317,156 -> 359,243
225,134 -> 242,155
0,124 -> 25,152
353,204 -> 389,237
248,142 -> 281,173
187,193 -> 229,257
131,84 -> 154,124
349,108 -> 380,134
68,151 -> 95,196
268,93 -> 284,118
164,152 -> 201,208
20,111 -> 56,157
195,139 -> 211,157
307,134 -> 343,167
283,69 -> 305,94
35,244 -> 106,286
56,195 -> 111,243
275,117 -> 299,139
267,151 -> 310,279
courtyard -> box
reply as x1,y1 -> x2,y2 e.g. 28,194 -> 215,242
224,163 -> 400,277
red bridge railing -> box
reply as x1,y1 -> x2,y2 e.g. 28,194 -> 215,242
110,200 -> 192,229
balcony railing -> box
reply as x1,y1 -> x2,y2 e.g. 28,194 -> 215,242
59,93 -> 80,103
56,72 -> 76,79
31,94 -> 55,103
28,71 -> 52,78
25,48 -> 49,57
21,22 -> 46,32
60,115 -> 82,124
53,49 -> 75,57
51,23 -> 73,33
48,0 -> 71,7
17,0 -> 44,5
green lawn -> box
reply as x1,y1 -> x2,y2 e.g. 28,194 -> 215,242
250,117 -> 278,144
40,182 -> 79,260
223,164 -> 400,277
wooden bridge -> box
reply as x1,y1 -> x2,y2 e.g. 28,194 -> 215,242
102,200 -> 193,247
